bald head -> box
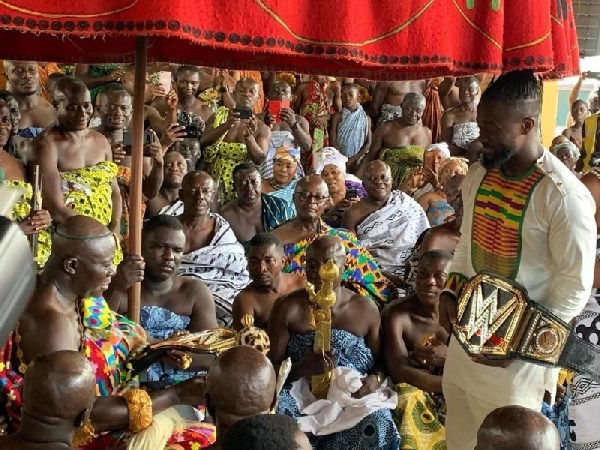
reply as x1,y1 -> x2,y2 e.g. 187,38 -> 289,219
22,351 -> 95,422
364,160 -> 392,178
52,215 -> 115,258
295,174 -> 328,194
475,406 -> 559,450
206,346 -> 277,418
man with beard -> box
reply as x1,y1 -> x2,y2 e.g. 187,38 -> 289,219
201,78 -> 271,203
146,151 -> 188,218
438,70 -> 597,450
109,214 -> 218,385
32,76 -> 122,238
220,162 -> 294,245
232,233 -> 305,331
4,60 -> 56,136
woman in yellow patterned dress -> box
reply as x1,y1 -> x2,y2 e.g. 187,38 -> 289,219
0,98 -> 52,266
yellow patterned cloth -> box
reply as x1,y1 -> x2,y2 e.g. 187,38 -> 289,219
393,383 -> 446,450
60,161 -> 122,264
203,106 -> 249,204
2,180 -> 51,267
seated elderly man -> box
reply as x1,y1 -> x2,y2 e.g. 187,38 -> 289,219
342,160 -> 429,283
108,214 -> 218,386
4,60 -> 56,137
271,174 -> 392,309
220,162 -> 295,245
204,346 -> 278,450
269,236 -> 400,449
381,250 -> 452,448
0,351 -> 96,450
200,77 -> 271,203
175,171 -> 249,327
232,233 -> 305,331
0,215 -> 215,448
475,406 -> 560,450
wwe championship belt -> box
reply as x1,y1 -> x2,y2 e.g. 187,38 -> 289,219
454,271 -> 600,382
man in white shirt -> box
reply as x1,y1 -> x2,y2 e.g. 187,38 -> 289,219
439,70 -> 597,450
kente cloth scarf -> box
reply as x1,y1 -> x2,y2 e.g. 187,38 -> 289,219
336,105 -> 369,158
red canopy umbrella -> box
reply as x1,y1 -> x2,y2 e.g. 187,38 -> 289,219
0,0 -> 581,321
0,0 -> 580,78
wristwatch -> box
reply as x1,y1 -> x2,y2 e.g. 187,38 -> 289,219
218,86 -> 229,94
453,271 -> 600,382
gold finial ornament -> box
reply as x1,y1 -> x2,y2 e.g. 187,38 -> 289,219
305,259 -> 339,399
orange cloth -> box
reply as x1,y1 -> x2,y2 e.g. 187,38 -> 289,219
38,63 -> 61,100
423,79 -> 443,144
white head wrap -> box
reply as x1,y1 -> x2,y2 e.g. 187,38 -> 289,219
425,142 -> 451,158
313,147 -> 348,174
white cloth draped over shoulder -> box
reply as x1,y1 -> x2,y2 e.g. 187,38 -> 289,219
356,190 -> 430,277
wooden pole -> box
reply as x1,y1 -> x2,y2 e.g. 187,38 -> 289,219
127,36 -> 148,323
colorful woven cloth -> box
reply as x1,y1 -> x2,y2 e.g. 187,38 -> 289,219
203,106 -> 249,204
381,146 -> 425,191
392,383 -> 446,450
299,80 -> 329,171
471,167 -> 545,278
282,221 -> 392,309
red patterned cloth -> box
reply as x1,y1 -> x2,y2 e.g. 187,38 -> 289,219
0,0 -> 579,79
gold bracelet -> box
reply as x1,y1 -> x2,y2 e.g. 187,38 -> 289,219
123,389 -> 153,433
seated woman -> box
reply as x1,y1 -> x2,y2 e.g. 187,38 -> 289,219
551,140 -> 581,178
417,156 -> 468,226
382,250 -> 452,448
313,147 -> 365,228
0,97 -> 52,266
413,142 -> 450,199
261,145 -> 301,206
271,174 -> 392,310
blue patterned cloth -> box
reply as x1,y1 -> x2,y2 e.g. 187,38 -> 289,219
140,305 -> 203,384
265,179 -> 297,212
542,398 -> 571,450
277,329 -> 400,449
262,193 -> 295,232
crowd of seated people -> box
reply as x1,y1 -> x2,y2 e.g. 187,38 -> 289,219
0,62 -> 598,450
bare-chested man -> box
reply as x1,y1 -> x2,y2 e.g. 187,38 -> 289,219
232,233 -> 305,331
269,235 -> 400,448
0,351 -> 96,450
145,151 -> 188,218
220,162 -> 294,244
369,80 -> 426,125
201,78 -> 271,203
32,76 -> 121,234
441,76 -> 481,156
381,250 -> 452,392
360,92 -> 432,170
4,61 -> 56,134
153,65 -> 213,134
9,215 -> 207,441
109,214 -> 218,384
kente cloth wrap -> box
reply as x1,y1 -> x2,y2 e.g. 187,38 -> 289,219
60,160 -> 122,264
259,130 -> 304,180
38,63 -> 61,100
423,80 -> 443,144
356,190 -> 430,278
451,122 -> 480,150
117,165 -> 146,249
261,193 -> 295,232
392,383 -> 446,450
277,329 -> 400,449
378,104 -> 403,126
282,221 -> 391,309
140,305 -> 203,385
380,146 -> 425,191
426,199 -> 455,227
204,106 -> 250,204
471,166 -> 545,279
0,297 -> 217,449
337,105 -> 369,158
2,179 -> 51,267
299,80 -> 329,171
177,213 -> 250,327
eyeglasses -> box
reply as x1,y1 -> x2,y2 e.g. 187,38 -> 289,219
294,191 -> 329,204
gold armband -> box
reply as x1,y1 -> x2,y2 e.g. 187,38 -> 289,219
123,389 -> 153,433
